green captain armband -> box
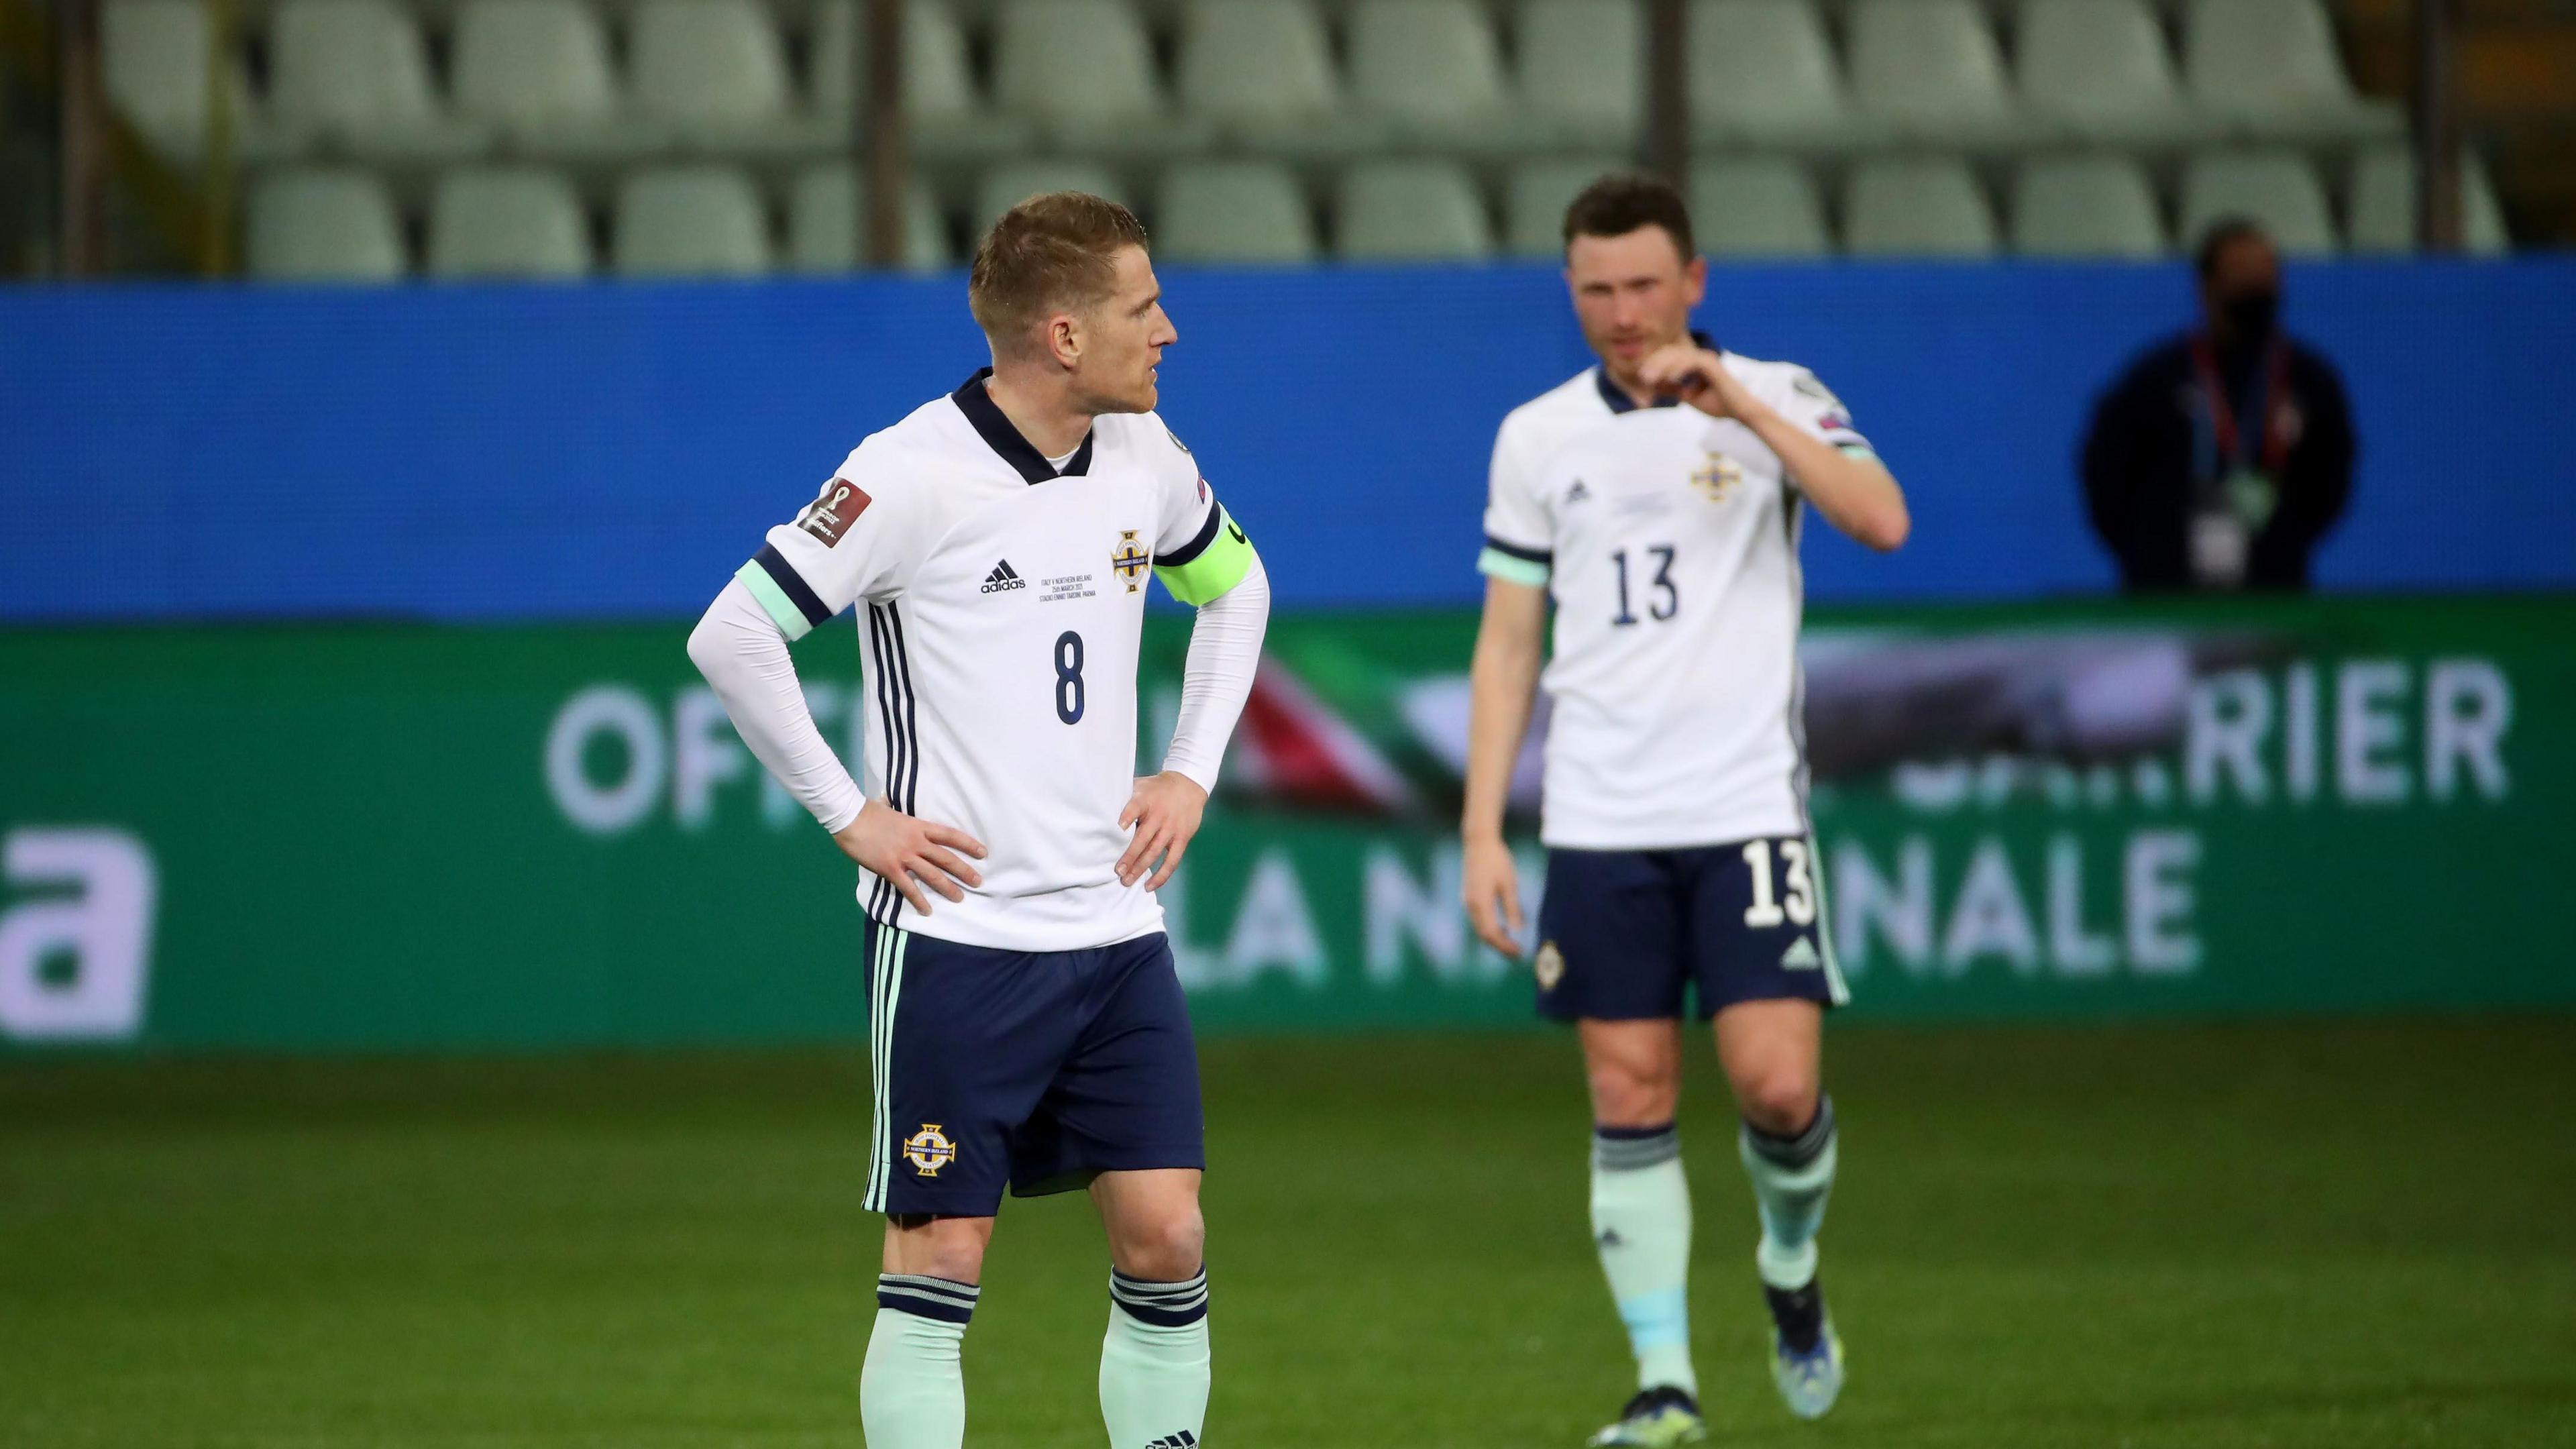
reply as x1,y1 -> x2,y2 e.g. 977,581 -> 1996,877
1154,505 -> 1256,606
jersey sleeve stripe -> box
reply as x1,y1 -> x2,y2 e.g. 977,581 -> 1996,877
1477,545 -> 1550,588
1155,500 -> 1225,568
751,543 -> 834,629
735,559 -> 816,641
1481,533 -> 1552,565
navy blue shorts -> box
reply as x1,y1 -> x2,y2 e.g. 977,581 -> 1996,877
862,922 -> 1204,1218
1534,835 -> 1848,1022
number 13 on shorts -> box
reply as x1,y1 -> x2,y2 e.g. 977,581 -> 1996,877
1741,838 -> 1817,928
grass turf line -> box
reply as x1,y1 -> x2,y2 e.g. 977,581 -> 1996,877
3,1019 -> 2573,1448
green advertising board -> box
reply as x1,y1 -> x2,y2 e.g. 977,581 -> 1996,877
0,595 -> 2566,1052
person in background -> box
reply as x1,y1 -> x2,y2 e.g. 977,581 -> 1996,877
2081,219 -> 2357,592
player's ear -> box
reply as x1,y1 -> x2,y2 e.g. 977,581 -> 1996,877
1046,311 -> 1082,371
1682,254 -> 1708,309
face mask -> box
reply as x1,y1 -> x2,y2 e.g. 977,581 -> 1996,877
2220,289 -> 2280,344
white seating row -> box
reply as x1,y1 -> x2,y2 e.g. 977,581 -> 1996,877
115,0 -> 2402,167
244,146 -> 2508,281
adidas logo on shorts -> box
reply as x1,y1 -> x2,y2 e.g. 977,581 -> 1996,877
1780,936 -> 1821,971
979,559 -> 1026,594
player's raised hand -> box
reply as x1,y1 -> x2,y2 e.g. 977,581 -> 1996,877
1638,341 -> 1760,423
1462,833 -> 1526,959
1118,771 -> 1207,890
833,797 -> 987,916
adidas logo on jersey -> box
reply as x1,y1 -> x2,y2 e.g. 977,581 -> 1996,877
1780,936 -> 1821,971
1144,1434 -> 1198,1448
1566,479 -> 1592,504
979,559 -> 1026,594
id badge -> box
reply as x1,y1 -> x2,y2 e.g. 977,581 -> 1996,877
2192,509 -> 2249,587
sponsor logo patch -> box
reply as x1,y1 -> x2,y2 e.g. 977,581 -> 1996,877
1534,940 -> 1566,991
1566,479 -> 1591,504
1780,936 -> 1821,971
981,559 -> 1026,594
904,1124 -> 957,1176
797,478 -> 870,545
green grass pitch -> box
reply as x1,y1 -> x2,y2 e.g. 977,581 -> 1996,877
5,1019 -> 2573,1448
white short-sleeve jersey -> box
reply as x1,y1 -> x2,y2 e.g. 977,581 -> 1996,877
735,371 -> 1241,953
1478,349 -> 1878,851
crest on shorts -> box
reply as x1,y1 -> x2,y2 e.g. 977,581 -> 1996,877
904,1124 -> 957,1176
1112,530 -> 1151,592
1534,940 -> 1566,990
1690,451 -> 1743,504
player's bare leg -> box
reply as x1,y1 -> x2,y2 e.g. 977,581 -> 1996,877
863,1214 -> 994,1449
1578,1019 -> 1706,1446
1089,1168 -> 1210,1449
1713,1000 -> 1843,1419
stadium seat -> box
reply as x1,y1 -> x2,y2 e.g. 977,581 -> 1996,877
631,0 -> 822,153
427,166 -> 596,278
973,160 -> 1131,236
788,165 -> 952,271
2016,0 -> 2208,146
451,0 -> 637,157
2183,0 -> 2401,142
246,168 -> 409,280
612,166 -> 772,277
992,0 -> 1213,158
103,0 -> 261,160
1518,0 -> 1644,149
1178,0 -> 1381,157
1505,156 -> 1629,256
1690,157 -> 1831,258
1158,162 -> 1320,264
1348,0 -> 1539,152
1686,0 -> 1856,148
810,1 -> 1032,163
1843,158 -> 1999,258
2179,149 -> 2337,256
1336,159 -> 1494,260
2347,146 -> 2511,256
1845,0 -> 2015,144
267,0 -> 485,160
2010,155 -> 2167,258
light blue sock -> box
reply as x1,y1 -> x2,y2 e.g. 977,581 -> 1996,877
1100,1266 -> 1210,1449
861,1275 -> 979,1449
1591,1124 -> 1697,1396
1737,1096 -> 1839,1291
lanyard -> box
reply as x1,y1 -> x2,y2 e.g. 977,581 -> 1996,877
2190,336 -> 2291,476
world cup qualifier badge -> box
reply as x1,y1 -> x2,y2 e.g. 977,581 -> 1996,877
796,478 -> 870,546
904,1124 -> 957,1177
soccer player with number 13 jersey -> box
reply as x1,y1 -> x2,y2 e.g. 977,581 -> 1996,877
1462,176 -> 1913,1447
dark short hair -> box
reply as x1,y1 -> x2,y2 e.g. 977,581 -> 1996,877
2194,217 -> 2273,279
1562,172 -> 1696,261
969,191 -> 1152,354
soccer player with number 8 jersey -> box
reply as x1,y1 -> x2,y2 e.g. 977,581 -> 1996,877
688,193 -> 1268,1449
1460,175 -> 1913,1447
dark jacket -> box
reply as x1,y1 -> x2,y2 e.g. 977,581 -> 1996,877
2080,332 -> 2355,591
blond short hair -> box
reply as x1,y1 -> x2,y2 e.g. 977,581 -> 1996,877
967,192 -> 1151,356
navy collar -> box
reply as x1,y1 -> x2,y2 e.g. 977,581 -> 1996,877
1596,330 -> 1721,415
951,369 -> 1094,484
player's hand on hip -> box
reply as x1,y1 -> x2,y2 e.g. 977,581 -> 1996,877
1461,832 -> 1526,958
834,797 -> 987,915
1118,771 -> 1206,891
1638,341 -> 1758,423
